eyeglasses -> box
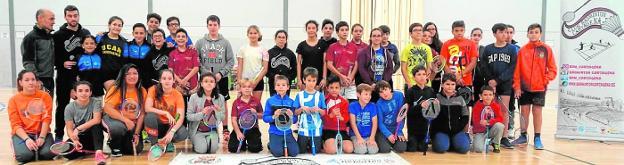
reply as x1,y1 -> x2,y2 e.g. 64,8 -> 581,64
168,23 -> 179,27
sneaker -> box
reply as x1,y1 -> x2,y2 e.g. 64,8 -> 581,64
111,149 -> 122,157
511,135 -> 528,145
492,144 -> 501,153
501,138 -> 514,149
95,151 -> 107,165
149,145 -> 163,160
534,137 -> 544,150
166,143 -> 175,152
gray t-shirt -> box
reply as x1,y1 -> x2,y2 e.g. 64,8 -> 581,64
64,98 -> 102,125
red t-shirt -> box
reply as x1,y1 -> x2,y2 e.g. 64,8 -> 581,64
323,95 -> 350,131
440,37 -> 478,86
326,42 -> 358,77
231,96 -> 263,128
168,48 -> 199,89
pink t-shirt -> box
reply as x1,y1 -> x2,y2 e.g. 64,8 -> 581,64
326,42 -> 358,76
168,48 -> 199,89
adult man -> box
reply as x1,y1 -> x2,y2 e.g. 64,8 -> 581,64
22,9 -> 55,96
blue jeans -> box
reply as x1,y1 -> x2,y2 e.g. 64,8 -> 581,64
269,133 -> 298,157
432,132 -> 470,154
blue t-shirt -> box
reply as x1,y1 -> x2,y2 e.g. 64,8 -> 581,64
374,48 -> 386,81
376,91 -> 405,138
262,94 -> 298,135
166,35 -> 193,47
293,90 -> 326,137
349,102 -> 377,138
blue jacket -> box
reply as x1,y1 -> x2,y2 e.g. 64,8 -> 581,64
376,91 -> 405,138
123,40 -> 151,60
263,94 -> 298,135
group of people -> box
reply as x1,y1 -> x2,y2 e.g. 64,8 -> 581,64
8,5 -> 557,164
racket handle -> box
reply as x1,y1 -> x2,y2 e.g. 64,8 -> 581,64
132,141 -> 137,156
285,147 -> 288,157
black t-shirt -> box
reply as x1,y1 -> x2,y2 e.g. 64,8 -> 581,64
296,40 -> 326,81
318,37 -> 337,53
96,33 -> 127,78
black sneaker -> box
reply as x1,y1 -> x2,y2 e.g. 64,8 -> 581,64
111,149 -> 123,157
501,138 -> 515,149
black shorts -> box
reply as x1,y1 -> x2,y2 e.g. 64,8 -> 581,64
496,81 -> 513,96
519,91 -> 546,106
321,130 -> 351,141
253,79 -> 265,91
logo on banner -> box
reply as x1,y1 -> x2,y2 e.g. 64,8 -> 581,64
561,0 -> 623,61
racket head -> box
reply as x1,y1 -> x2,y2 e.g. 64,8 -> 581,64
457,87 -> 473,105
480,106 -> 495,122
203,110 -> 218,129
432,55 -> 445,73
120,98 -> 141,121
422,98 -> 441,120
148,145 -> 164,161
25,98 -> 45,121
275,109 -> 293,131
335,131 -> 343,154
396,105 -> 409,123
238,109 -> 258,130
50,142 -> 76,156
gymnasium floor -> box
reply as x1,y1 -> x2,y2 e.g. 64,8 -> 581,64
0,88 -> 622,165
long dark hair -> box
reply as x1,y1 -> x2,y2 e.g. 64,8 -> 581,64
155,69 -> 175,101
196,72 -> 220,99
424,22 -> 442,52
16,70 -> 38,92
107,63 -> 144,109
274,29 -> 288,48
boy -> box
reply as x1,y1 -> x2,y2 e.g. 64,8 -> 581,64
326,21 -> 358,102
196,15 -> 235,103
511,23 -> 557,150
294,67 -> 327,154
480,23 -> 517,148
263,75 -> 299,157
228,79 -> 263,153
401,23 -> 434,89
164,16 -> 192,47
375,80 -> 407,153
441,20 -> 478,100
472,86 -> 504,153
405,66 -> 436,152
430,73 -> 470,154
322,75 -> 354,154
350,84 -> 379,154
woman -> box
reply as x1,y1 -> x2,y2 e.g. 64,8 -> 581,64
62,81 -> 106,163
144,69 -> 189,154
266,30 -> 296,96
296,20 -> 327,90
8,70 -> 55,163
186,73 -> 228,154
237,25 -> 269,100
357,28 -> 396,102
102,64 -> 147,157
97,16 -> 127,90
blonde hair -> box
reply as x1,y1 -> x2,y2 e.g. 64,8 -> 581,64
247,25 -> 263,41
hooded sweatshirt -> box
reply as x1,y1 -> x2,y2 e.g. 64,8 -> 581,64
96,32 -> 127,77
480,43 -> 517,84
195,33 -> 235,77
431,92 -> 469,136
267,45 -> 297,84
376,91 -> 406,138
513,41 -> 557,92
123,39 -> 151,66
53,23 -> 91,78
263,94 -> 298,136
358,46 -> 397,84
471,100 -> 504,133
21,25 -> 55,78
143,45 -> 173,88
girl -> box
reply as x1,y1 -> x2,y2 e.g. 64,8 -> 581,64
358,28 -> 396,102
102,64 -> 147,157
144,69 -> 189,154
168,28 -> 199,100
236,25 -> 269,100
124,23 -> 152,86
296,20 -> 327,90
97,16 -> 127,90
266,30 -> 296,97
8,70 -> 55,163
228,79 -> 264,153
76,35 -> 105,98
187,73 -> 228,154
63,81 -> 107,163
424,22 -> 442,53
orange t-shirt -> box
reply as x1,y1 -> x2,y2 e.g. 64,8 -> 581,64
440,37 -> 479,86
104,85 -> 147,121
147,86 -> 185,123
8,90 -> 53,135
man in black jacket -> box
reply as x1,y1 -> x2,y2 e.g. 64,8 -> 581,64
21,9 -> 55,96
52,5 -> 91,142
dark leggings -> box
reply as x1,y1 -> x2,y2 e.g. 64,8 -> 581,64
64,125 -> 105,160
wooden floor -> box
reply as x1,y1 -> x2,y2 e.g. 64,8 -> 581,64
1,87 -> 622,165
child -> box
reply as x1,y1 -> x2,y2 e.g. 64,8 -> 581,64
440,20 -> 478,99
76,35 -> 105,98
294,67 -> 327,154
479,23 -> 517,149
358,28 -> 397,102
168,28 -> 199,98
228,79 -> 264,153
400,23 -> 434,89
472,86 -> 504,153
430,73 -> 470,154
264,75 -> 299,157
326,21 -> 358,102
322,75 -> 354,154
405,66 -> 437,152
511,23 -> 557,150
63,81 -> 107,163
350,84 -> 379,154
237,25 -> 269,100
267,30 -> 296,97
186,72 -> 227,154
375,80 -> 407,153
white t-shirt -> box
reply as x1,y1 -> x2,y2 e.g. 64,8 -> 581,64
237,44 -> 269,79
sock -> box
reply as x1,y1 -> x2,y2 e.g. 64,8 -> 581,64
534,133 -> 541,138
521,132 -> 527,137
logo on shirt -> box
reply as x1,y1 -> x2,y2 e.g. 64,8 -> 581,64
270,53 -> 291,69
64,34 -> 82,52
200,42 -> 225,63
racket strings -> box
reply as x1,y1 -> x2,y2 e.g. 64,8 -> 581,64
51,143 -> 74,154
